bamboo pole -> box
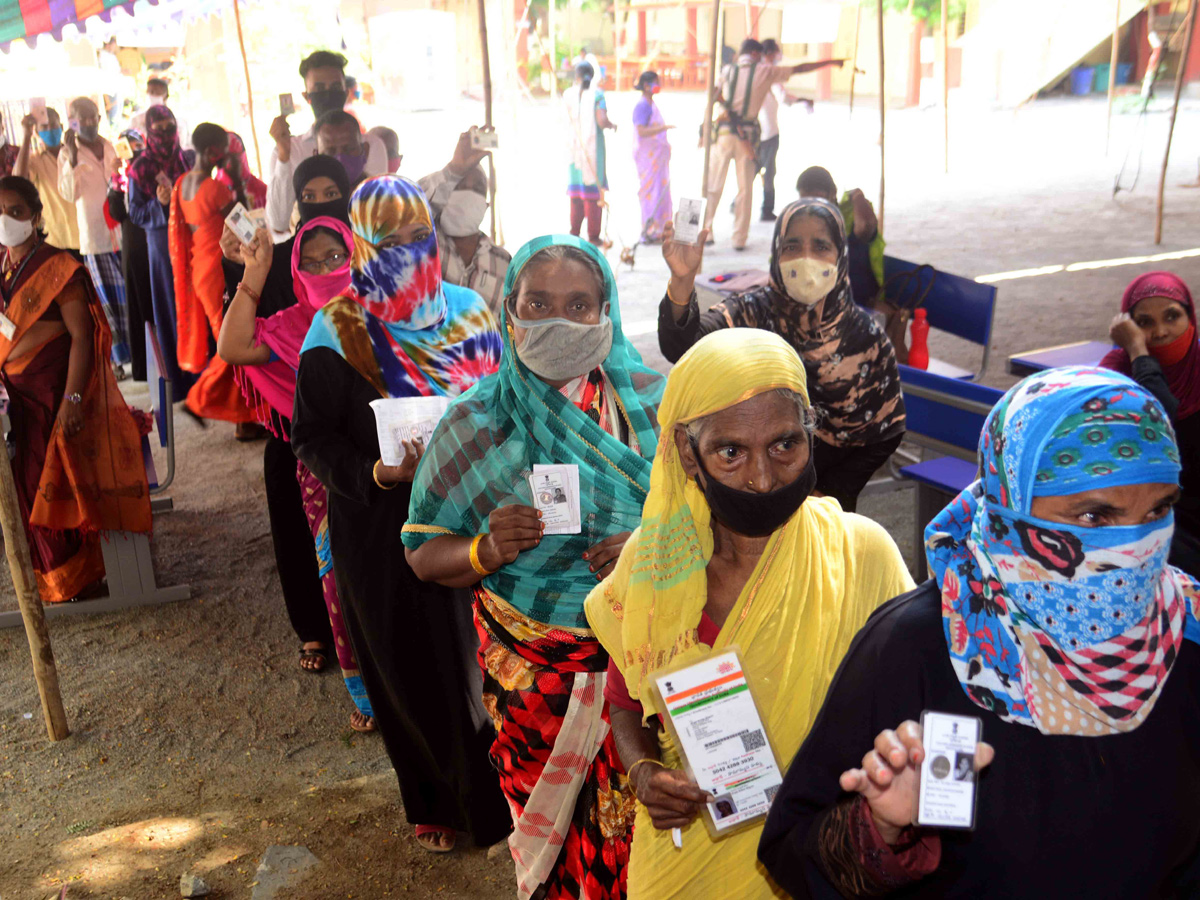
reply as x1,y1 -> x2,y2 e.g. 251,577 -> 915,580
877,0 -> 886,232
230,0 -> 262,178
942,0 -> 949,173
477,0 -> 497,242
849,3 -> 863,115
701,0 -> 722,199
0,442 -> 68,741
1155,0 -> 1198,244
1106,0 -> 1121,154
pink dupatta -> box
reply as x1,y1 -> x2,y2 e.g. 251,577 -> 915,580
237,216 -> 353,436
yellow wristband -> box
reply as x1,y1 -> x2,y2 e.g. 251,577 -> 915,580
469,533 -> 493,576
372,459 -> 398,490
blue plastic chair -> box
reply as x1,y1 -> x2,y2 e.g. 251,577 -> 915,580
883,255 -> 998,381
897,365 -> 1004,580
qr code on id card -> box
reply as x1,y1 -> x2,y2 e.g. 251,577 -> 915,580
739,729 -> 766,752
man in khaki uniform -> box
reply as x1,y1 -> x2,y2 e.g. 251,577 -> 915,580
704,39 -> 842,250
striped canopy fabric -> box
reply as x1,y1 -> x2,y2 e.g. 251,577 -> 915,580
0,0 -> 136,50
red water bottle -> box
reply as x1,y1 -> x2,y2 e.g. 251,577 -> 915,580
908,309 -> 930,370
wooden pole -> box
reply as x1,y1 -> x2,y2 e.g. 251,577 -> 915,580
548,0 -> 558,99
0,442 -> 68,741
849,3 -> 863,114
878,0 -> 886,233
942,0 -> 949,173
1106,0 -> 1121,155
230,0 -> 263,178
701,0 -> 722,199
1155,0 -> 1198,244
477,0 -> 497,242
614,0 -> 622,95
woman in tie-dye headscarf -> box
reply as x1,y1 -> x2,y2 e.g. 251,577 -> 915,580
291,175 -> 509,854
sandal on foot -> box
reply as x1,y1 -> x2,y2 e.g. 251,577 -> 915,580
298,645 -> 328,673
415,825 -> 456,853
350,710 -> 377,733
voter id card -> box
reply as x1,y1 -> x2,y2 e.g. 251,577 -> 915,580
469,126 -> 499,150
917,710 -> 981,830
279,93 -> 295,116
652,647 -> 783,840
225,203 -> 258,246
527,466 -> 578,533
674,198 -> 706,245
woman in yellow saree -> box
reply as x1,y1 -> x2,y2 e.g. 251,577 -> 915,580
585,328 -> 913,898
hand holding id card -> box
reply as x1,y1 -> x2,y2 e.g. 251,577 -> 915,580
673,198 -> 707,245
916,711 -> 982,830
528,464 -> 580,535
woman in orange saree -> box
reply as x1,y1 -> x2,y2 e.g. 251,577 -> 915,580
168,123 -> 255,432
0,175 -> 151,602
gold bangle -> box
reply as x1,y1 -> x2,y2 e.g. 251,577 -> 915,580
628,757 -> 665,798
372,459 -> 398,490
667,285 -> 693,308
469,534 -> 493,576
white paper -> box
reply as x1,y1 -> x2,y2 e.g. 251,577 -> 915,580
674,198 -> 707,245
916,711 -> 980,829
0,313 -> 15,341
470,127 -> 499,150
225,203 -> 258,246
369,396 -> 450,466
529,464 -> 581,535
655,650 -> 782,833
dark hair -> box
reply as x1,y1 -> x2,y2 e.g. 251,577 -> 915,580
314,109 -> 362,135
797,165 -> 838,201
146,77 -> 169,95
575,61 -> 595,89
740,38 -> 764,56
299,224 -> 348,255
635,70 -> 659,91
0,175 -> 43,217
761,39 -> 780,56
191,123 -> 229,155
299,50 -> 348,81
368,125 -> 400,159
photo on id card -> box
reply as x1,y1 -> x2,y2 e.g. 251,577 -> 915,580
528,471 -> 571,530
916,710 -> 981,831
649,645 -> 784,841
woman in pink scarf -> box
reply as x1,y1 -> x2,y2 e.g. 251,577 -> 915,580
217,132 -> 267,210
218,216 -> 376,731
1102,270 -> 1200,577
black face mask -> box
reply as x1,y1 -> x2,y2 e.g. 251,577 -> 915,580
307,88 -> 348,120
690,438 -> 817,537
297,195 -> 350,225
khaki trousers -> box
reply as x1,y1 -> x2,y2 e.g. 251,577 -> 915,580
703,132 -> 758,249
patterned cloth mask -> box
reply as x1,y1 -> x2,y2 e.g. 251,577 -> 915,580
926,366 -> 1199,736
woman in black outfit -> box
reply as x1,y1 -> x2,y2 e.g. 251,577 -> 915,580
106,130 -> 154,381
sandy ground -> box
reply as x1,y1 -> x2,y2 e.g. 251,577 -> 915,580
3,91 -> 1200,898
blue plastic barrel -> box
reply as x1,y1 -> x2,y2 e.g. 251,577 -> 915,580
1071,66 -> 1095,94
1117,62 -> 1133,84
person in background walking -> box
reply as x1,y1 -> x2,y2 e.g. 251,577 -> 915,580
757,39 -> 810,223
59,97 -> 130,375
703,40 -> 842,251
565,61 -> 617,247
633,70 -> 673,244
419,130 -> 509,320
14,109 -> 80,255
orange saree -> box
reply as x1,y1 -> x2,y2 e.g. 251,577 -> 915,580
0,244 -> 151,602
169,175 -> 253,423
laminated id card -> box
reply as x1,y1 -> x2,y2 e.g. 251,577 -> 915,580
917,710 -> 981,830
651,647 -> 783,840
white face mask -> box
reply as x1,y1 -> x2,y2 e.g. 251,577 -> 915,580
440,190 -> 488,238
0,214 -> 34,249
147,95 -> 166,107
780,256 -> 837,306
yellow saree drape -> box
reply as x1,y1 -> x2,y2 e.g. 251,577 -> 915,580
584,329 -> 914,898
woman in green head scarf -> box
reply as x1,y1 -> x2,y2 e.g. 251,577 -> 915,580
404,234 -> 664,900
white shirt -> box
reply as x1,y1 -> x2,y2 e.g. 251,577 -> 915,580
57,138 -> 120,256
759,83 -> 787,141
265,128 -> 387,236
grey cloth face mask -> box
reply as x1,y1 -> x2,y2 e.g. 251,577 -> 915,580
510,311 -> 614,382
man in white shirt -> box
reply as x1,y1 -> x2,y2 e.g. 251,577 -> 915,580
265,50 -> 386,238
129,78 -> 191,150
703,39 -> 841,250
756,39 -> 811,222
59,97 -> 129,368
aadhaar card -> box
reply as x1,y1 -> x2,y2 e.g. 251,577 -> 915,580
654,649 -> 783,837
225,203 -> 258,246
674,198 -> 707,245
528,469 -> 574,533
917,710 -> 981,830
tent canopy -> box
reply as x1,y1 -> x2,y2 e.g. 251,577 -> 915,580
0,0 -> 237,52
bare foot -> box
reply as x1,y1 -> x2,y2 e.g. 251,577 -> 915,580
415,826 -> 456,853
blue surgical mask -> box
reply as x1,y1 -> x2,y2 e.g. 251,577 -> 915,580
38,127 -> 63,148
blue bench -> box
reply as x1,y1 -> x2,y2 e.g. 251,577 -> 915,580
883,255 -> 998,381
897,364 -> 1003,580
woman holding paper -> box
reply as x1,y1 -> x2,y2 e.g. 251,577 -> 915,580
656,197 -> 905,512
403,235 -> 665,899
291,175 -> 510,854
758,366 -> 1200,897
583,328 -> 912,900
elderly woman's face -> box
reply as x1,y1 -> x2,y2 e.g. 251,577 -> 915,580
511,258 -> 606,337
779,213 -> 838,266
675,391 -> 809,494
1029,483 -> 1177,528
